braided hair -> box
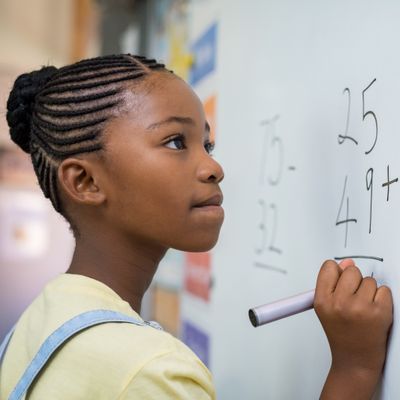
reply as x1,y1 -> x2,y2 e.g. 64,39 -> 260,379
6,54 -> 170,215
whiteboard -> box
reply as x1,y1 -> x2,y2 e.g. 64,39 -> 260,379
211,1 -> 400,398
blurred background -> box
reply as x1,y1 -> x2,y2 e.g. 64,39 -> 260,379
0,0 -> 216,357
6,3 -> 395,399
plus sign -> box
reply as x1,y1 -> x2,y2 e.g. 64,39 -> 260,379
382,165 -> 398,201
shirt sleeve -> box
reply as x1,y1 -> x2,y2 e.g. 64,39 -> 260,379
118,351 -> 216,400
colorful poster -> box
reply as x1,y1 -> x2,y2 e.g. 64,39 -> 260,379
189,22 -> 217,86
151,0 -> 192,81
181,320 -> 210,367
153,249 -> 184,290
184,251 -> 211,301
203,94 -> 217,142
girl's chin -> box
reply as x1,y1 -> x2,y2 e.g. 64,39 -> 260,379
174,237 -> 220,253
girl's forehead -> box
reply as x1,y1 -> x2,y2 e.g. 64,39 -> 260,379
121,75 -> 204,125
129,73 -> 195,102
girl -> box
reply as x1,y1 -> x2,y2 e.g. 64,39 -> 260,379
0,54 -> 393,399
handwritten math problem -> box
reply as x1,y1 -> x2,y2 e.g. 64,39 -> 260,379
254,114 -> 296,274
334,78 -> 397,263
253,78 -> 400,274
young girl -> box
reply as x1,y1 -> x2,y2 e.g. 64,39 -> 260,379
0,54 -> 393,399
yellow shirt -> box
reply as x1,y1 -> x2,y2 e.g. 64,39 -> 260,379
0,274 -> 215,399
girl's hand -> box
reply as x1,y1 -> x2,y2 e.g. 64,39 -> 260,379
314,259 -> 393,399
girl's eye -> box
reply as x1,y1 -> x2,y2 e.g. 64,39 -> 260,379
204,141 -> 215,155
164,134 -> 215,155
165,134 -> 186,150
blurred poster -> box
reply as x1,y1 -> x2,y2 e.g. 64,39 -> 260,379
0,147 -> 36,187
184,251 -> 211,301
181,320 -> 210,367
153,249 -> 184,290
189,22 -> 217,86
0,188 -> 49,263
0,145 -> 73,340
151,0 -> 192,80
203,94 -> 216,142
0,188 -> 72,341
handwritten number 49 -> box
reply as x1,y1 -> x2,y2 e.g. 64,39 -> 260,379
338,78 -> 378,155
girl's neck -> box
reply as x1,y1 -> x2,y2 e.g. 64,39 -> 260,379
66,235 -> 168,313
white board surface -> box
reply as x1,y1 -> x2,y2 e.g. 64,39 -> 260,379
211,1 -> 400,398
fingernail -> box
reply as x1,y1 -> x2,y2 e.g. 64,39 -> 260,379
338,258 -> 355,269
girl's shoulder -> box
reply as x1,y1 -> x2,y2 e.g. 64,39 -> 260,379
1,274 -> 213,399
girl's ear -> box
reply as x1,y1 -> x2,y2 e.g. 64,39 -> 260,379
57,158 -> 106,206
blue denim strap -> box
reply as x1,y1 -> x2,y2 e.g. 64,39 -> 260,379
6,309 -> 162,400
0,325 -> 16,365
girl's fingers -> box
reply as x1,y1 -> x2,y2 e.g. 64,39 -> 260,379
355,277 -> 377,302
338,258 -> 355,270
315,260 -> 342,299
374,285 -> 393,311
334,265 -> 363,296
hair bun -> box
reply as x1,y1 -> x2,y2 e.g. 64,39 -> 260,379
6,66 -> 58,153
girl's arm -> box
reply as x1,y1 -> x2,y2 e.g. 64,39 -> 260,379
314,260 -> 393,400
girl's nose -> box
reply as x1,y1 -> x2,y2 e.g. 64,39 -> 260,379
197,155 -> 224,183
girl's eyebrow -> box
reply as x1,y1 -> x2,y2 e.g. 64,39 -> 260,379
146,116 -> 211,133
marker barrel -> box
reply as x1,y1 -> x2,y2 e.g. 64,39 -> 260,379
248,289 -> 315,327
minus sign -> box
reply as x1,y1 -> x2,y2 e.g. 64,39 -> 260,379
334,255 -> 384,262
288,166 -> 296,171
254,262 -> 288,274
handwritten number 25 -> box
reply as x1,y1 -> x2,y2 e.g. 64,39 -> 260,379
362,79 -> 378,154
338,88 -> 358,145
338,79 -> 378,154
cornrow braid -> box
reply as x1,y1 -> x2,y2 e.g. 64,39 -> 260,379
6,54 -> 170,214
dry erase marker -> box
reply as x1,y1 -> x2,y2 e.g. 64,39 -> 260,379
249,259 -> 361,327
248,289 -> 315,327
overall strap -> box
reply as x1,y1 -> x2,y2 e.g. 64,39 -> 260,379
0,325 -> 16,365
7,309 -> 162,400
